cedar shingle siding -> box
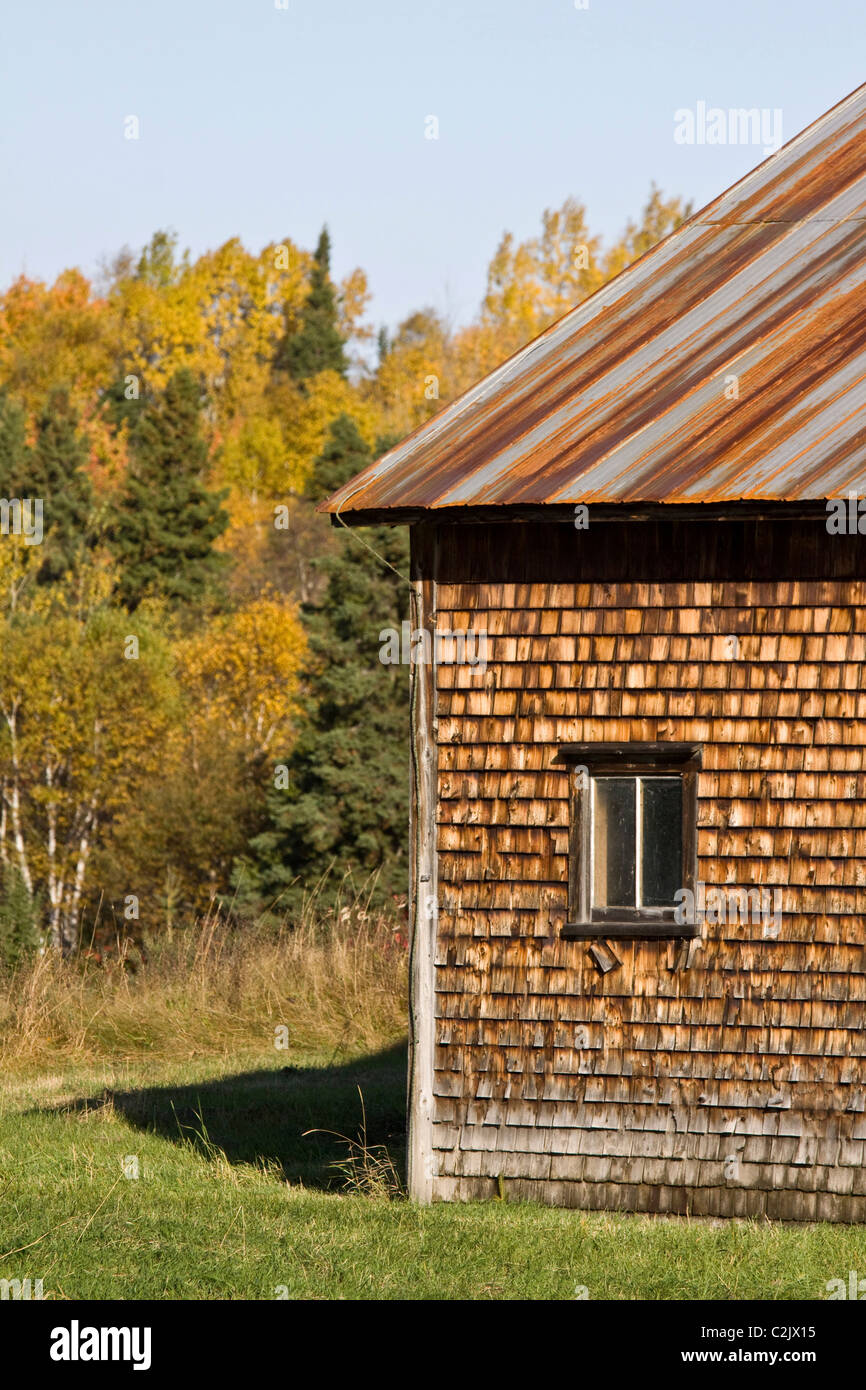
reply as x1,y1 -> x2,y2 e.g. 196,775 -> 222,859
425,519 -> 866,1219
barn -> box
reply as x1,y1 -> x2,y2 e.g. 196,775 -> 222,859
322,83 -> 866,1220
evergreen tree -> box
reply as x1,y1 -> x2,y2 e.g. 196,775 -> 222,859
275,227 -> 347,382
0,865 -> 41,969
235,415 -> 409,914
109,369 -> 229,610
100,373 -> 147,439
0,389 -> 30,497
30,388 -> 95,583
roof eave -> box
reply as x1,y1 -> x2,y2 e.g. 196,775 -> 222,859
326,499 -> 833,528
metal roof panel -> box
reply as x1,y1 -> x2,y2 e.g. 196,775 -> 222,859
323,83 -> 866,517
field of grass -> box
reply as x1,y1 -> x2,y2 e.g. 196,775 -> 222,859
2,915 -> 866,1301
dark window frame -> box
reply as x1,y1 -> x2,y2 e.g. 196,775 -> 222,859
554,742 -> 701,939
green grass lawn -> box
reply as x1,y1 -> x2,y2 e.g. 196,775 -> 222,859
3,1040 -> 866,1300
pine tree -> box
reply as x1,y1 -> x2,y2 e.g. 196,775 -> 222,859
0,865 -> 41,968
100,373 -> 146,439
0,390 -> 30,497
109,369 -> 229,610
275,227 -> 348,382
235,415 -> 409,914
30,388 -> 95,583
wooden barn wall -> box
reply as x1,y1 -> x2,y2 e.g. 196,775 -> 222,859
420,517 -> 866,1220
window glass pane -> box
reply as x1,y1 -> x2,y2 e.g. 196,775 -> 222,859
641,778 -> 682,907
593,778 -> 636,908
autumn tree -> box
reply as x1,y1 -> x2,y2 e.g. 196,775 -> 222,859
108,230 -> 309,436
0,270 -> 115,420
0,544 -> 178,952
136,228 -> 189,288
91,594 -> 306,928
177,595 -> 305,760
372,308 -> 450,438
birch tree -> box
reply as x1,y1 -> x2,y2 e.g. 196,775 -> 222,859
0,544 -> 177,952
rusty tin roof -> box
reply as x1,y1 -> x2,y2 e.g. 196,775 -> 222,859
323,84 -> 866,521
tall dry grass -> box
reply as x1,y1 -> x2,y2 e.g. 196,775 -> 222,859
0,905 -> 407,1070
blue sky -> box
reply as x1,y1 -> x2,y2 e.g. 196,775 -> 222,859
1,0 -> 863,333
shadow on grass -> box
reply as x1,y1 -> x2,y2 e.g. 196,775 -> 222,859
32,1040 -> 408,1191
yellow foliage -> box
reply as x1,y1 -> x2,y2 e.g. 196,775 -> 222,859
0,568 -> 179,947
218,416 -> 291,495
214,489 -> 281,586
0,536 -> 49,620
337,266 -> 374,344
0,271 -> 117,419
270,370 -> 382,495
176,595 -> 306,756
369,309 -> 448,438
0,537 -> 117,623
111,236 -> 310,432
0,271 -> 123,489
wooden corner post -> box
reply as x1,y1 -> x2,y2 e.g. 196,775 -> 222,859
408,522 -> 437,1203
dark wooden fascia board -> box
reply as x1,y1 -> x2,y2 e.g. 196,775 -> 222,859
327,501 -> 832,529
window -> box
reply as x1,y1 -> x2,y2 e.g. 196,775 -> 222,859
555,743 -> 700,938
